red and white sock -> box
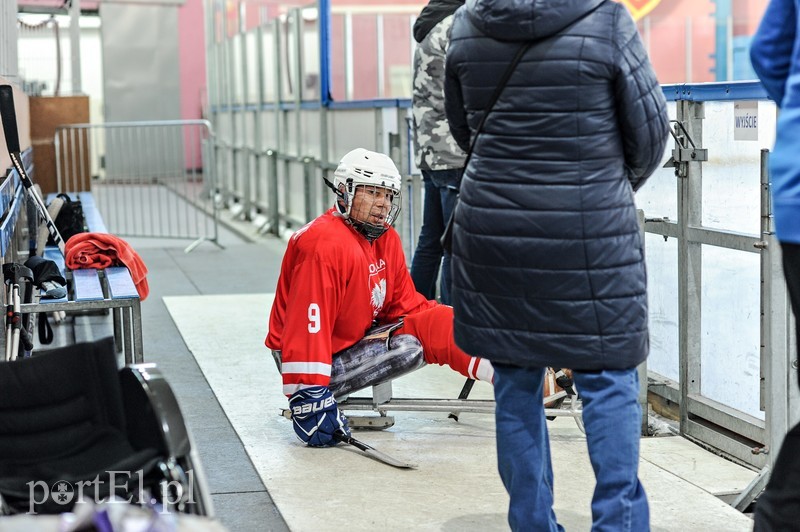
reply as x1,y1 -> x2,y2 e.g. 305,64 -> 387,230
468,357 -> 495,383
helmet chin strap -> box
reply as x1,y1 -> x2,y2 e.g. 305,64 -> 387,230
324,176 -> 387,242
324,176 -> 347,215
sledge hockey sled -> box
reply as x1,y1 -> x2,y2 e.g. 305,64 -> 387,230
272,322 -> 584,431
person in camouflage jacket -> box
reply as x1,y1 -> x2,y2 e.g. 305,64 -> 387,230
410,0 -> 465,305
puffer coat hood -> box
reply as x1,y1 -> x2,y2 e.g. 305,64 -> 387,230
466,0 -> 604,42
444,0 -> 669,371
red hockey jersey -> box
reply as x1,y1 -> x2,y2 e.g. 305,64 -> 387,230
266,209 -> 435,396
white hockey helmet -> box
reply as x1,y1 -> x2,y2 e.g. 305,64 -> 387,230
330,148 -> 402,241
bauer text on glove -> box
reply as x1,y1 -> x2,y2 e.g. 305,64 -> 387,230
289,386 -> 350,447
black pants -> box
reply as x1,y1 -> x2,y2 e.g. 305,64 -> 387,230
754,243 -> 800,531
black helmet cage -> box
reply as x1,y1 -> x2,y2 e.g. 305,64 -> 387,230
339,178 -> 401,242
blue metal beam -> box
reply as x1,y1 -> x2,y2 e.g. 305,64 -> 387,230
663,81 -> 768,102
319,0 -> 332,106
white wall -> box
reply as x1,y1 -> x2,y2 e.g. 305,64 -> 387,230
17,15 -> 105,124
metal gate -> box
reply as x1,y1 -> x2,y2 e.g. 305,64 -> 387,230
54,119 -> 219,252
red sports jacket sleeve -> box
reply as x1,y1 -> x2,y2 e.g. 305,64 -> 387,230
279,256 -> 342,396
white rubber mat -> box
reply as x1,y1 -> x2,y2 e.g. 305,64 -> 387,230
165,294 -> 755,531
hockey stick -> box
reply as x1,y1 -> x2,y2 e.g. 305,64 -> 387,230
448,378 -> 475,422
333,432 -> 417,469
0,85 -> 65,255
280,410 -> 416,468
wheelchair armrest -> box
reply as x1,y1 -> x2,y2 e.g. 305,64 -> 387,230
119,364 -> 191,459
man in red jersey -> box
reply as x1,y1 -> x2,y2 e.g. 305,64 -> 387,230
265,148 -> 494,447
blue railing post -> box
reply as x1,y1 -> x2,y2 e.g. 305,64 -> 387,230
319,0 -> 331,106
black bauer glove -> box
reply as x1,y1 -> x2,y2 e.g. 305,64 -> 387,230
289,386 -> 350,447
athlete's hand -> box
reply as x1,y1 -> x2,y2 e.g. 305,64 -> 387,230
289,386 -> 350,447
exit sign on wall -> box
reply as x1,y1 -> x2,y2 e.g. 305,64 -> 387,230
734,101 -> 759,141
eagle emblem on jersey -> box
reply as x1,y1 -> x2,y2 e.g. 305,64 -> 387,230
371,279 -> 386,315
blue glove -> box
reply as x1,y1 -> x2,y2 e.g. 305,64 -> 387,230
289,386 -> 350,447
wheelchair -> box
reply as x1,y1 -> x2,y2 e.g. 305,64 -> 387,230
0,337 -> 213,516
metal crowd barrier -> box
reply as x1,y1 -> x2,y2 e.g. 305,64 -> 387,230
640,82 -> 797,509
54,120 -> 220,253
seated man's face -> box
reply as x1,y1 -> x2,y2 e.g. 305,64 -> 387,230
350,184 -> 394,226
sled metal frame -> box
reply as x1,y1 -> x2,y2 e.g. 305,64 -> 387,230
339,380 -> 585,432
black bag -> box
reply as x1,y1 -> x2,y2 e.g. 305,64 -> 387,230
47,193 -> 87,245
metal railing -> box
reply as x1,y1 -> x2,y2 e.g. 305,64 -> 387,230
209,100 -> 422,256
204,0 -> 424,258
54,120 -> 220,253
638,82 -> 796,506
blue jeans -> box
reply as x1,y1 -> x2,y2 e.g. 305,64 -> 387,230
410,168 -> 461,304
493,364 -> 649,532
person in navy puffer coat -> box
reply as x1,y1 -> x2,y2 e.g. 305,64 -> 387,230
444,0 -> 668,530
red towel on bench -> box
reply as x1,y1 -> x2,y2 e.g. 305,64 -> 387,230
65,233 -> 150,301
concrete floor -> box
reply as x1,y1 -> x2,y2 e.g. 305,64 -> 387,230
164,292 -> 756,531
131,231 -> 291,531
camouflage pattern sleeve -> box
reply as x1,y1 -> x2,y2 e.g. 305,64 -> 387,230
411,15 -> 467,171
